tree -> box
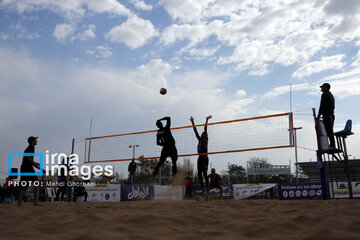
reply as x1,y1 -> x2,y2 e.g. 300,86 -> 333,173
248,157 -> 271,168
114,172 -> 120,183
136,156 -> 172,184
247,157 -> 271,183
226,163 -> 247,184
177,158 -> 194,176
247,157 -> 291,183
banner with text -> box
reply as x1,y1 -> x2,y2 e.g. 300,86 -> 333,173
85,184 -> 121,202
154,185 -> 183,200
278,183 -> 322,200
193,184 -> 232,197
329,182 -> 360,199
121,184 -> 154,201
233,183 -> 276,200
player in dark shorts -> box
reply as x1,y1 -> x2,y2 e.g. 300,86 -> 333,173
190,115 -> 212,199
208,168 -> 223,200
18,136 -> 42,206
153,117 -> 178,180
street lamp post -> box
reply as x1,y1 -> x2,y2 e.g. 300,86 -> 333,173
129,145 -> 140,160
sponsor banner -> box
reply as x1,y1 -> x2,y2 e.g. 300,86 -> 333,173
85,184 -> 121,202
193,184 -> 231,197
121,184 -> 154,201
233,183 -> 276,200
278,183 -> 322,200
329,182 -> 360,199
247,167 -> 290,176
154,185 -> 183,200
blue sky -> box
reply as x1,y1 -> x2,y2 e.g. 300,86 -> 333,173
1,0 -> 360,179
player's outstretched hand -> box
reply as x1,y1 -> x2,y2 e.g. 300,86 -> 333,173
206,115 -> 212,120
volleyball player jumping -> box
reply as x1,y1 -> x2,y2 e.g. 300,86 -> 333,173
190,115 -> 212,200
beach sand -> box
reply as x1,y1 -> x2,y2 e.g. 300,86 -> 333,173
1,199 -> 360,240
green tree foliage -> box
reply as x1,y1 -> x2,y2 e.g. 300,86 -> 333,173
136,157 -> 172,184
226,163 -> 247,184
248,157 -> 271,168
177,158 -> 194,176
247,157 -> 290,183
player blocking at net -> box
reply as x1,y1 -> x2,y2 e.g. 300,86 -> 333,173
190,115 -> 212,200
152,116 -> 178,181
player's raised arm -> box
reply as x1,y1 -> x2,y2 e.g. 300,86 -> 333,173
160,116 -> 171,128
204,115 -> 212,133
190,116 -> 200,140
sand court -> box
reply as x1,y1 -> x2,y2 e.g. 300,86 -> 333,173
1,199 -> 360,240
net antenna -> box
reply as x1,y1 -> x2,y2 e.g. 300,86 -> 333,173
84,112 -> 295,163
87,115 -> 93,164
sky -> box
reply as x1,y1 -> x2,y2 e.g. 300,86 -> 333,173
1,0 -> 360,180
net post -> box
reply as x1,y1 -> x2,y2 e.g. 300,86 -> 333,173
87,138 -> 92,163
288,112 -> 294,147
68,137 -> 75,202
84,138 -> 87,164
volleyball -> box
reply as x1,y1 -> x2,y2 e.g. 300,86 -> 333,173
160,88 -> 167,95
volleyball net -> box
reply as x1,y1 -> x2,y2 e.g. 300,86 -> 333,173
84,112 -> 294,163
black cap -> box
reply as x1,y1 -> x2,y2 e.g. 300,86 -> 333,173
27,136 -> 38,144
320,83 -> 331,89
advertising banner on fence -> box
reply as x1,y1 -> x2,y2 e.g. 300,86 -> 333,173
121,184 -> 154,201
193,184 -> 231,197
233,183 -> 276,200
85,184 -> 121,202
329,182 -> 360,198
278,183 -> 322,200
247,166 -> 290,176
154,185 -> 183,200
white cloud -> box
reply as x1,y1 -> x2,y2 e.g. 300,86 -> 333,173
54,23 -> 97,43
128,59 -> 173,88
95,46 -> 112,58
130,0 -> 153,11
4,22 -> 40,40
85,50 -> 95,56
85,46 -> 112,58
106,15 -> 158,49
330,78 -> 360,99
292,55 -> 346,79
323,0 -> 360,41
263,83 -> 310,99
160,23 -> 211,46
0,0 -> 131,20
350,50 -> 360,68
158,0 -> 359,76
53,23 -> 75,42
223,98 -> 255,118
0,47 -> 43,90
77,24 -> 96,41
171,69 -> 233,90
85,0 -> 131,16
236,90 -> 246,98
160,0 -> 212,23
0,0 -> 86,20
186,45 -> 221,60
